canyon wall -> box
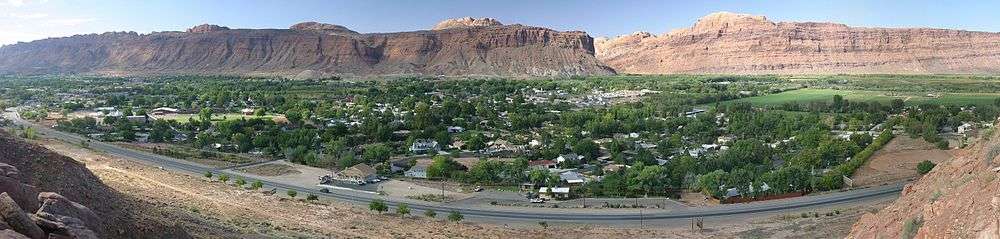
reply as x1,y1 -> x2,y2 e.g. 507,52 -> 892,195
0,18 -> 614,77
596,12 -> 1000,74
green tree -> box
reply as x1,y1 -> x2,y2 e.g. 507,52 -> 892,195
198,108 -> 213,122
286,189 -> 297,198
572,138 -> 601,161
307,194 -> 318,200
204,171 -> 213,178
427,155 -> 462,178
362,143 -> 392,164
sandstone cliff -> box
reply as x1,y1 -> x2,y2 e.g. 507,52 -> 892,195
596,12 -> 1000,74
0,19 -> 614,77
848,124 -> 1000,238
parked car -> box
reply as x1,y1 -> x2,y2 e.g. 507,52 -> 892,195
320,188 -> 330,193
474,186 -> 484,192
530,198 -> 545,203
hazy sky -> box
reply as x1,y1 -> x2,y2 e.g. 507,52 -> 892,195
2,0 -> 999,45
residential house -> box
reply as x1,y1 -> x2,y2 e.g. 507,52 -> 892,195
410,139 -> 440,154
538,187 -> 570,200
556,153 -> 581,164
529,160 -> 558,170
404,160 -> 430,179
559,171 -> 586,185
447,126 -> 465,133
336,164 -> 378,184
150,107 -> 180,115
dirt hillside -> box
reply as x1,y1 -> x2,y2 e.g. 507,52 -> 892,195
848,124 -> 1000,238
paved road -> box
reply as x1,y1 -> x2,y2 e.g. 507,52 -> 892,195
4,111 -> 903,223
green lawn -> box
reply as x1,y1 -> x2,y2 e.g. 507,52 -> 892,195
727,88 -> 1000,107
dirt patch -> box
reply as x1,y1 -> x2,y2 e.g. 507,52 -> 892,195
851,136 -> 952,187
237,163 -> 300,176
678,191 -> 719,207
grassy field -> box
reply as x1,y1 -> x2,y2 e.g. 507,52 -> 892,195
728,88 -> 1000,107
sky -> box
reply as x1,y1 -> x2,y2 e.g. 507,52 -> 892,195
2,0 -> 999,46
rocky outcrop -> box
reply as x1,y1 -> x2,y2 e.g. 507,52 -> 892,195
848,120 -> 1000,238
432,17 -> 503,30
186,24 -> 230,33
0,193 -> 44,239
0,132 -> 193,238
0,20 -> 614,77
596,11 -> 1000,74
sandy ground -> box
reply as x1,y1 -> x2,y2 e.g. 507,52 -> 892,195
238,163 -> 300,176
381,179 -> 472,200
852,136 -> 952,187
32,137 -> 890,238
226,160 -> 330,188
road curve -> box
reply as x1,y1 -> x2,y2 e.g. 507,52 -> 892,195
5,111 -> 903,223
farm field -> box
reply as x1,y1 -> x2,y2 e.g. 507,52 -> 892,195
728,88 -> 1000,107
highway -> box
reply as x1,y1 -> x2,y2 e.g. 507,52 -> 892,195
4,111 -> 903,223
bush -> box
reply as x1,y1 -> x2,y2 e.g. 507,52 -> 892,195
306,194 -> 318,200
218,174 -> 230,183
935,140 -> 949,150
538,221 -> 548,229
447,211 -> 464,222
901,216 -> 924,239
251,180 -> 264,189
204,171 -> 213,178
286,189 -> 297,198
369,199 -> 388,213
424,209 -> 437,218
234,177 -> 246,187
917,160 -> 936,175
396,203 -> 410,217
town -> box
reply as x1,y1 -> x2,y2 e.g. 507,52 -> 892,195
2,74 -> 995,208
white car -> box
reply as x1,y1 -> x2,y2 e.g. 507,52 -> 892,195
530,198 -> 545,203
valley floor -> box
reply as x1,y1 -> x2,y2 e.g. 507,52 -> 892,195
35,137 -> 893,238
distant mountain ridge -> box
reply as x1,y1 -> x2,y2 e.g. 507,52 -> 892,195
0,18 -> 615,77
596,12 -> 1000,74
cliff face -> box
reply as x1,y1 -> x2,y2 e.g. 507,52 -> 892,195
0,19 -> 614,77
848,124 -> 1000,238
596,12 -> 1000,74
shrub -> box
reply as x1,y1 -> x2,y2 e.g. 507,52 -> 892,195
935,140 -> 949,150
424,209 -> 437,218
286,189 -> 297,198
307,194 -> 318,200
234,177 -> 246,187
369,199 -> 388,213
917,160 -> 936,175
901,216 -> 924,239
538,221 -> 548,229
218,174 -> 230,183
204,171 -> 213,178
448,211 -> 464,222
251,180 -> 264,189
396,203 -> 410,217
